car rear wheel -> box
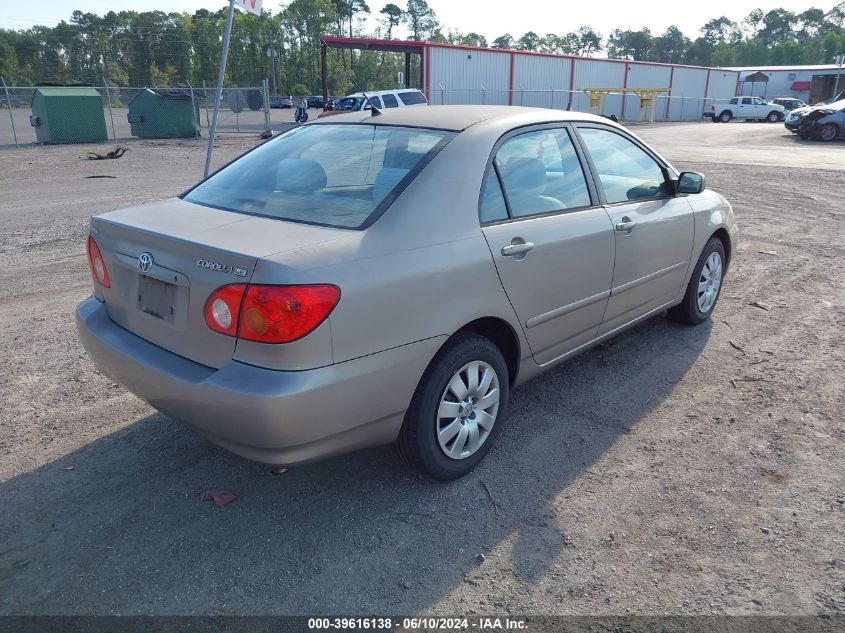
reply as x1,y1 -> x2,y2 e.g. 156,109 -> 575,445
396,332 -> 509,480
668,237 -> 726,326
819,123 -> 839,142
719,111 -> 732,123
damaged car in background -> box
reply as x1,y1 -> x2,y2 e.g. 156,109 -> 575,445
793,99 -> 845,141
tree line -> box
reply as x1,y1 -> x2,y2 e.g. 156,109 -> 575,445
0,0 -> 844,94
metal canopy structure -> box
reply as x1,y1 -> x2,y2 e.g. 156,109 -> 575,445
739,71 -> 770,96
319,36 -> 426,103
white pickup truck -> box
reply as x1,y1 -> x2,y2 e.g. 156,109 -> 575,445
704,96 -> 787,123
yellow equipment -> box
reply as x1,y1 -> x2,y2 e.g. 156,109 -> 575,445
583,88 -> 670,123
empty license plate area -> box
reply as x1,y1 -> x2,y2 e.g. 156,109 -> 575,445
138,274 -> 180,324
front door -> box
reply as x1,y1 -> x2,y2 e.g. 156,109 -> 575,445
480,126 -> 615,365
574,125 -> 695,336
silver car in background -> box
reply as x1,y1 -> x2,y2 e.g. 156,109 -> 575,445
77,106 -> 737,480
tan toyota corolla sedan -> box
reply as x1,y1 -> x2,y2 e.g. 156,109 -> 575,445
77,106 -> 737,480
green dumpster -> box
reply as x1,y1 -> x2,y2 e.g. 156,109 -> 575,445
127,88 -> 202,139
29,87 -> 107,144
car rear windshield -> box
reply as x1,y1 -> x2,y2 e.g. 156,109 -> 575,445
183,124 -> 454,229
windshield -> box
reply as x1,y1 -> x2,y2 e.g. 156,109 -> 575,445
183,124 -> 455,229
337,96 -> 365,111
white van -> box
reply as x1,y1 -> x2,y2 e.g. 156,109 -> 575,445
331,89 -> 428,113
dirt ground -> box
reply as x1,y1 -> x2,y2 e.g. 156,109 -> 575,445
0,121 -> 843,617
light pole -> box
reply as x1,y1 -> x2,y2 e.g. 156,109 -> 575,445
203,0 -> 236,179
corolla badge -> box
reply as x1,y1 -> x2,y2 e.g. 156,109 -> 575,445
138,252 -> 154,273
196,259 -> 248,277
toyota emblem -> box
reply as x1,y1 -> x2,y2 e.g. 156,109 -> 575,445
138,252 -> 154,273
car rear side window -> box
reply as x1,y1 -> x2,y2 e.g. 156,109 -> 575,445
480,166 -> 508,223
398,91 -> 427,105
493,128 -> 591,218
183,124 -> 454,229
382,94 -> 399,108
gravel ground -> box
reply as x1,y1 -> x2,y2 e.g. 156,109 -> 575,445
0,121 -> 843,616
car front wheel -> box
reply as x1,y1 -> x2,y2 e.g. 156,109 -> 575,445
766,111 -> 780,122
669,236 -> 726,326
819,123 -> 839,142
397,333 -> 509,480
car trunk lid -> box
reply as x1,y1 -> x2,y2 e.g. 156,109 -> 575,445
91,197 -> 347,369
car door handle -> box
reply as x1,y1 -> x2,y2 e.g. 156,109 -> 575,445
501,242 -> 535,256
615,220 -> 637,232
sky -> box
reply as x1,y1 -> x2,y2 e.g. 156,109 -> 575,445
1,0 -> 834,39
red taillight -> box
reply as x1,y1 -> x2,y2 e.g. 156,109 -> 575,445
87,235 -> 111,288
239,285 -> 340,344
204,284 -> 340,343
204,284 -> 246,337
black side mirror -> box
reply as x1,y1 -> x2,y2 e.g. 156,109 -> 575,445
677,171 -> 705,194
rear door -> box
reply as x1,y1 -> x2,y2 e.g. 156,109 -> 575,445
480,125 -> 615,365
574,124 -> 694,336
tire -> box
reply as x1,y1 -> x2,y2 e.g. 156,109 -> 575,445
819,123 -> 839,142
396,333 -> 510,480
719,111 -> 732,123
668,236 -> 726,326
766,111 -> 779,123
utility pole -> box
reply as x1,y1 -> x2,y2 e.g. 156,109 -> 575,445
833,54 -> 844,100
266,29 -> 278,97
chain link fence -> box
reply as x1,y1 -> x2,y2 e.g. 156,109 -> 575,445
0,80 -> 286,148
1,81 -> 737,148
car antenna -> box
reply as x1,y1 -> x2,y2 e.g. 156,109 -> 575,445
324,42 -> 382,116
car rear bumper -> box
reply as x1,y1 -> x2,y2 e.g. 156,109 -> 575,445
76,296 -> 444,466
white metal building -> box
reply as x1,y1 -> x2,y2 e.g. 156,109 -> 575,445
322,37 -> 741,121
724,65 -> 845,104
424,43 -> 741,121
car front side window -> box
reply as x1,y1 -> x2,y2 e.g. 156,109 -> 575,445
577,127 -> 669,205
382,94 -> 399,108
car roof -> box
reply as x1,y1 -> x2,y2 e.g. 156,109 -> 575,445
310,104 -> 614,132
346,89 -> 423,97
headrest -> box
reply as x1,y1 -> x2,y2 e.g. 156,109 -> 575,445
277,158 -> 327,193
374,168 -> 409,202
499,157 -> 547,198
